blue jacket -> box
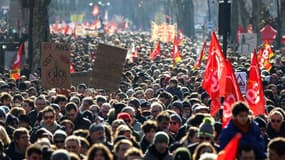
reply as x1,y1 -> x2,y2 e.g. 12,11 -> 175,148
219,119 -> 266,159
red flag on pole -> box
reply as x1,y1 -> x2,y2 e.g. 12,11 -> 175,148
193,40 -> 207,69
222,60 -> 243,127
202,32 -> 226,116
217,133 -> 242,160
63,24 -> 70,35
10,43 -> 24,80
177,29 -> 184,44
257,40 -> 273,71
172,36 -> 182,65
149,42 -> 161,60
246,49 -> 266,116
72,23 -> 76,39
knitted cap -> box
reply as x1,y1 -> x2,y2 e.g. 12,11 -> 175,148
174,147 -> 191,160
153,131 -> 169,144
170,114 -> 182,124
198,117 -> 214,138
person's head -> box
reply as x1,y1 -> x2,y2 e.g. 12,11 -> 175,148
25,144 -> 42,160
54,94 -> 68,112
81,96 -> 94,111
169,113 -> 182,133
268,137 -> 285,160
34,95 -> 47,111
95,95 -> 107,107
41,106 -> 56,127
198,117 -> 214,142
156,111 -> 170,131
64,135 -> 81,155
111,119 -> 126,134
86,143 -> 113,160
192,142 -> 217,160
150,101 -> 163,118
22,98 -> 34,114
157,91 -> 173,106
124,147 -> 143,160
237,144 -> 256,160
50,149 -> 70,160
0,92 -> 12,106
114,124 -> 132,140
60,119 -> 74,136
65,102 -> 79,121
117,112 -> 133,127
114,139 -> 133,160
153,131 -> 169,154
0,125 -> 11,146
180,126 -> 199,145
268,109 -> 284,132
100,103 -> 111,119
89,123 -> 106,143
173,147 -> 191,160
142,120 -> 157,143
171,100 -> 183,115
13,127 -> 30,148
182,100 -> 191,118
53,129 -> 67,149
232,101 -> 250,125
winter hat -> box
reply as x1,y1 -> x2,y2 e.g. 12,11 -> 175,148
198,117 -> 214,138
174,147 -> 191,160
51,149 -> 70,160
117,112 -> 133,121
153,131 -> 169,144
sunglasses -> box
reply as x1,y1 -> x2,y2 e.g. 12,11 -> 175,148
271,119 -> 282,123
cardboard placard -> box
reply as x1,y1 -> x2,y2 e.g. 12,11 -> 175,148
91,44 -> 127,93
41,42 -> 71,89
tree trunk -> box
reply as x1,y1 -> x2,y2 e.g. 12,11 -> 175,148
30,0 -> 50,72
175,0 -> 194,38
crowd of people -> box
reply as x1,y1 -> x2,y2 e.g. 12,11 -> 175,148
0,29 -> 285,160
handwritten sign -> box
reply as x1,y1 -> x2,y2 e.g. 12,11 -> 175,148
41,42 -> 71,89
91,44 -> 127,93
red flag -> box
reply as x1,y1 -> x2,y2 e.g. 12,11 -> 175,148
172,36 -> 182,65
246,50 -> 265,116
193,40 -> 207,69
149,42 -> 161,60
177,29 -> 184,44
222,60 -> 243,127
70,63 -> 75,73
217,133 -> 242,160
92,5 -> 100,16
202,32 -> 227,116
10,43 -> 24,80
63,24 -> 70,35
257,40 -> 273,71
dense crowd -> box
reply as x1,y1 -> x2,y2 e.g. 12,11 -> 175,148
0,30 -> 285,160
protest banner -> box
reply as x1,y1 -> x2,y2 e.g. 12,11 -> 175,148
41,42 -> 71,89
91,44 -> 127,93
